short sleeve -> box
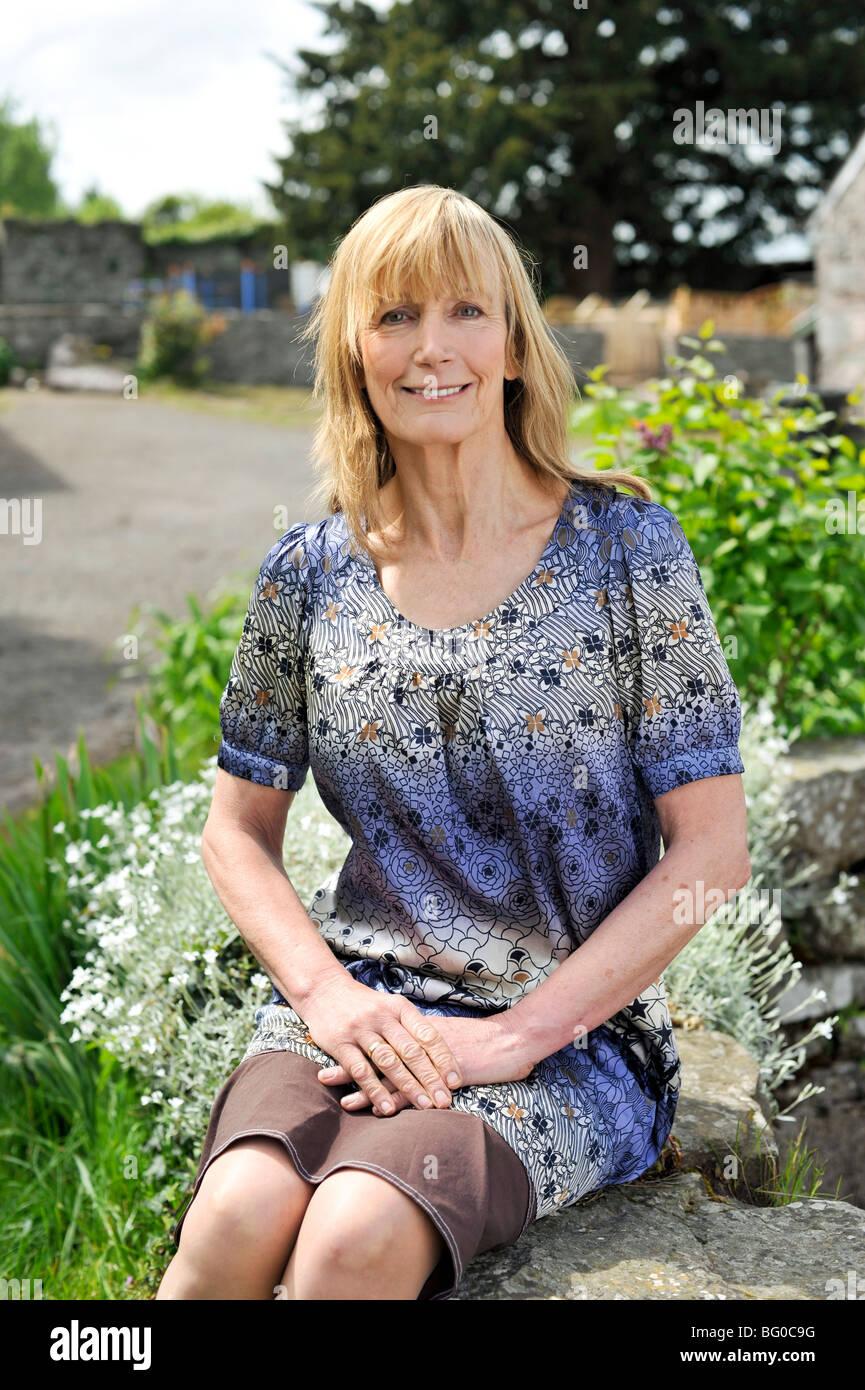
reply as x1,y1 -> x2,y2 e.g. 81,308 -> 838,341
216,525 -> 311,792
607,500 -> 745,799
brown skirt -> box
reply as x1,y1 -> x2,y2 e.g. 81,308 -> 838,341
170,1049 -> 536,1301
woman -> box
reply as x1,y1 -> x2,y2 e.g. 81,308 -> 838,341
157,185 -> 750,1302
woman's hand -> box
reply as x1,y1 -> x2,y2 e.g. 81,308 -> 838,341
298,974 -> 464,1116
318,1011 -> 536,1115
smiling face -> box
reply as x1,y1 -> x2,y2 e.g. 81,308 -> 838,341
359,272 -> 520,453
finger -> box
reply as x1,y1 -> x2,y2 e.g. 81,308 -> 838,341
375,1022 -> 456,1108
339,1043 -> 405,1115
359,1032 -> 449,1109
404,1013 -> 463,1090
342,1075 -> 411,1116
317,1063 -> 351,1085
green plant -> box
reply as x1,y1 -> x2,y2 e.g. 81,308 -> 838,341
0,335 -> 18,385
136,289 -> 226,386
726,1117 -> 847,1206
0,710 -> 185,1297
55,757 -> 350,1205
571,324 -> 865,739
118,580 -> 254,766
0,1048 -> 169,1299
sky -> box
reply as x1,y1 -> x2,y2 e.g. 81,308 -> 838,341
0,0 -> 342,219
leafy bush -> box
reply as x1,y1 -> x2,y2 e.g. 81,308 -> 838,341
120,579 -> 254,768
136,289 -> 226,386
0,335 -> 18,385
571,328 -> 865,740
56,758 -> 350,1202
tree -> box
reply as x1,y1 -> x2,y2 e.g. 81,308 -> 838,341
0,95 -> 61,219
140,192 -> 276,243
76,184 -> 125,223
264,0 -> 865,297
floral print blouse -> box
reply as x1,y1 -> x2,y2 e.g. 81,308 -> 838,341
216,479 -> 745,1218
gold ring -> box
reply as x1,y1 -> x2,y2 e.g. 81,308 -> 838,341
367,1041 -> 388,1059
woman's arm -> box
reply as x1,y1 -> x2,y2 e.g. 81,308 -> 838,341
201,769 -> 349,1008
494,772 -> 751,1068
202,767 -> 464,1110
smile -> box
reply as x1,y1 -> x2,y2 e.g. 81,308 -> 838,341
401,383 -> 472,399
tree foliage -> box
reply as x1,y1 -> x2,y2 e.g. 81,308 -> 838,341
265,0 -> 865,295
0,95 -> 61,219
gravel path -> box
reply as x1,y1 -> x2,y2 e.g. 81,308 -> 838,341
0,388 -> 318,819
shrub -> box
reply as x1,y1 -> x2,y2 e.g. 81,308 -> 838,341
136,289 -> 226,386
571,327 -> 865,740
119,581 -> 253,769
56,758 -> 350,1201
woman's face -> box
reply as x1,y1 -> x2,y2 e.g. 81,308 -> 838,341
359,277 -> 518,453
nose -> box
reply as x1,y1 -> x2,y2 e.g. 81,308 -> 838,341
411,305 -> 455,367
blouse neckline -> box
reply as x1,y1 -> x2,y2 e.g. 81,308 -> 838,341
352,479 -> 579,641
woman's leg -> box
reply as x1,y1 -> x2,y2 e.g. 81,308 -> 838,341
278,1168 -> 447,1301
156,1137 -> 316,1300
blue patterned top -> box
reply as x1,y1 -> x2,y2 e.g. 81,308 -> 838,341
217,479 -> 745,1220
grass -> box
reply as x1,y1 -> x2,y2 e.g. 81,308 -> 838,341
0,709 -> 189,1300
650,1113 -> 851,1207
1,1048 -> 176,1300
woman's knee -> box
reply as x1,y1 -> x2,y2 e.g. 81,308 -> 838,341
185,1137 -> 313,1249
286,1169 -> 445,1296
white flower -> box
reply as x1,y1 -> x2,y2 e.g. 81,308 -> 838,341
53,822 -> 66,835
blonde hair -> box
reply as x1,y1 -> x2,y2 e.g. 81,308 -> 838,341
299,184 -> 651,558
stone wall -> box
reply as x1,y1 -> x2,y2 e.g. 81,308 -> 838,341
811,144 -> 865,392
204,310 -> 317,386
0,219 -> 145,305
0,304 -> 142,368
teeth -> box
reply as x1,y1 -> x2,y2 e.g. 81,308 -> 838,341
408,385 -> 465,397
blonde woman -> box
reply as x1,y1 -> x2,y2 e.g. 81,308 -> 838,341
158,185 -> 749,1302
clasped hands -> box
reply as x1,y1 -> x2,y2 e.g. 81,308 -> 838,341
301,975 -> 535,1118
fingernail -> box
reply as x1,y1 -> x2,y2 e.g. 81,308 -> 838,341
417,1094 -> 432,1108
434,1090 -> 450,1107
446,1072 -> 461,1087
380,1098 -> 394,1113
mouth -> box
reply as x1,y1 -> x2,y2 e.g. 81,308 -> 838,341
400,383 -> 472,400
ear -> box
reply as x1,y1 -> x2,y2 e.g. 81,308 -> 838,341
504,349 -> 522,382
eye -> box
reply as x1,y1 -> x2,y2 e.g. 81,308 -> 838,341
457,303 -> 483,317
379,308 -> 410,324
